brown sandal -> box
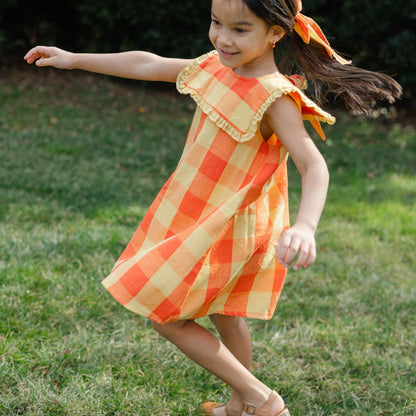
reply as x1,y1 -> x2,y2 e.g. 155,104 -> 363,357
201,402 -> 232,416
241,391 -> 290,416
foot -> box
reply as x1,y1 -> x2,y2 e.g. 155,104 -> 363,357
201,401 -> 241,416
241,391 -> 289,416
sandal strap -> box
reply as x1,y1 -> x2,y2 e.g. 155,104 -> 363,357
241,391 -> 290,416
201,401 -> 237,416
241,403 -> 260,415
241,405 -> 290,416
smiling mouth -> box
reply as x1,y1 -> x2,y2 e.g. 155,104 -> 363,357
219,48 -> 239,57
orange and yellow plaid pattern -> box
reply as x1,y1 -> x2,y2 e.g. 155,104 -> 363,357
102,52 -> 335,323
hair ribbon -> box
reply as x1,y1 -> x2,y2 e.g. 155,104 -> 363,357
294,1 -> 351,65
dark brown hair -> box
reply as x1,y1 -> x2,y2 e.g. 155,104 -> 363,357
242,0 -> 402,115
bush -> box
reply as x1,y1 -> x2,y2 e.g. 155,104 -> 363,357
70,0 -> 211,57
1,0 -> 414,101
0,0 -> 211,60
304,0 -> 416,101
0,0 -> 79,57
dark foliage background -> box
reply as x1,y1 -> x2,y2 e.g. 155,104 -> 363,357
1,0 -> 415,103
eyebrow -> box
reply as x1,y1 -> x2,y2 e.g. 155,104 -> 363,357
211,11 -> 253,26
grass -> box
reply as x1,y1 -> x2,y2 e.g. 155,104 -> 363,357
1,67 -> 415,415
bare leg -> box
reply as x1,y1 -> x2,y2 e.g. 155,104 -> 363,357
209,315 -> 252,413
151,319 -> 285,413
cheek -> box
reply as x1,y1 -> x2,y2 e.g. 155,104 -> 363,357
208,26 -> 216,44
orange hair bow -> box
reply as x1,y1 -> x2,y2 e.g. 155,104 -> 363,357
294,0 -> 351,65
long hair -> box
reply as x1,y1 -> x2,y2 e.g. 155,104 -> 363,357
242,0 -> 402,115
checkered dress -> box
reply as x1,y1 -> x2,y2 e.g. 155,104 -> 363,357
102,51 -> 335,323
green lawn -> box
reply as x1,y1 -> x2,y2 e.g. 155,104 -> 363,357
1,68 -> 415,415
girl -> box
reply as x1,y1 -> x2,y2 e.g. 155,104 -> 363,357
24,0 -> 401,415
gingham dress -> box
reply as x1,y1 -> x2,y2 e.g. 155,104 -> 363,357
102,51 -> 335,323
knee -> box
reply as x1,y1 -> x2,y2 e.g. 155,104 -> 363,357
209,314 -> 244,338
150,319 -> 188,340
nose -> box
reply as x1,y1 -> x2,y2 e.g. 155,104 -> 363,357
215,28 -> 233,47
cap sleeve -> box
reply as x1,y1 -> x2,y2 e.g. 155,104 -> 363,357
177,51 -> 335,142
265,76 -> 336,140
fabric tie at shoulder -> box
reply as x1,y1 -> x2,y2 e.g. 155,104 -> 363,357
286,74 -> 307,90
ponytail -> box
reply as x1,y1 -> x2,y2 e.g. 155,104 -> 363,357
243,0 -> 402,115
290,32 -> 402,115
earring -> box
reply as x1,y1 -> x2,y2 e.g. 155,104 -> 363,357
271,40 -> 276,48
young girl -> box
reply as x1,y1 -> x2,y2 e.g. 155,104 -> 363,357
24,0 -> 401,415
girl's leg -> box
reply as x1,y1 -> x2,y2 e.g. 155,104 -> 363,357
209,314 -> 252,412
151,319 -> 285,414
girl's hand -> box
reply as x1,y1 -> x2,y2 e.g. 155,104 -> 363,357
276,223 -> 317,271
24,46 -> 74,69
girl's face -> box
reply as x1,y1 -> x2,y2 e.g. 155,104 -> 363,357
209,0 -> 284,76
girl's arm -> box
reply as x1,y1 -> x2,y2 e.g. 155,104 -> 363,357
24,46 -> 192,82
263,95 -> 330,271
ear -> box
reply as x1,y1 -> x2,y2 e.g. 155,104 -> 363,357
270,25 -> 286,44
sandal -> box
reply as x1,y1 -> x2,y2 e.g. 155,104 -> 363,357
201,402 -> 236,416
241,391 -> 290,416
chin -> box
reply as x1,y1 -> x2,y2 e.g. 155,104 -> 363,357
217,52 -> 241,68
218,58 -> 235,68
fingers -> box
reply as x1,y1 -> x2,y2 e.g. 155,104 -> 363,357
24,46 -> 50,64
34,56 -> 54,67
24,46 -> 73,70
293,242 -> 316,270
276,226 -> 316,270
276,232 -> 299,268
24,46 -> 59,67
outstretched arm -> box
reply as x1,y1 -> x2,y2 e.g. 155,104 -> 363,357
264,95 -> 330,271
24,46 -> 192,83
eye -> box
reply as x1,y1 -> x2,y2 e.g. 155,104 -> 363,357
211,18 -> 221,27
234,27 -> 248,34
